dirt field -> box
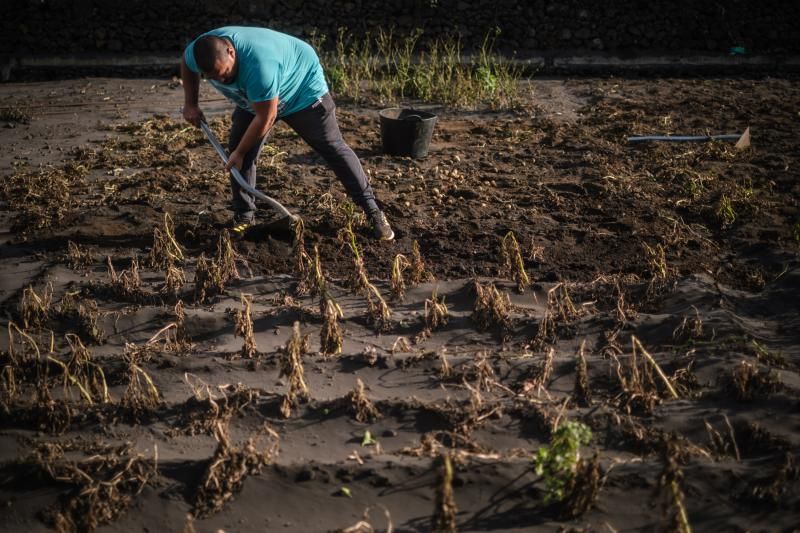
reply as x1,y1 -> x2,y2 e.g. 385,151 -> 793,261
0,75 -> 799,532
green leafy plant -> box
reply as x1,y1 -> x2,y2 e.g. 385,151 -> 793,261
534,420 -> 593,502
361,430 -> 378,447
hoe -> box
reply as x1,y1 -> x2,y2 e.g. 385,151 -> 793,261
200,120 -> 297,230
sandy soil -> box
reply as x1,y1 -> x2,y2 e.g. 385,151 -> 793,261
0,75 -> 799,532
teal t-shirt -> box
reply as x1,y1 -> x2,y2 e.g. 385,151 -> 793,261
184,26 -> 328,118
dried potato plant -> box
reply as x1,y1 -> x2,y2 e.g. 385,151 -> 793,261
193,254 -> 215,303
161,259 -> 186,298
120,347 -> 161,421
0,356 -> 17,413
214,229 -> 242,282
425,289 -> 449,331
193,230 -> 243,303
148,212 -> 185,269
178,377 -> 260,436
8,324 -> 73,433
233,293 -> 257,358
643,241 -> 675,299
500,231 -> 530,293
33,442 -> 157,532
58,291 -> 102,341
20,282 -> 53,329
574,340 -> 592,407
727,360 -> 781,401
560,453 -> 603,518
66,240 -> 94,269
173,300 -> 191,349
642,242 -> 669,280
520,347 -> 554,397
345,378 -> 381,423
193,420 -> 279,518
33,364 -> 73,435
0,322 -> 35,412
416,288 -> 449,344
48,333 -> 110,406
292,217 -> 313,295
279,321 -> 310,418
339,222 -> 392,331
611,336 -> 679,413
410,240 -> 434,284
2,163 -> 83,233
531,283 -> 581,351
321,296 -> 344,357
431,453 -> 457,533
471,281 -> 511,338
390,253 -> 410,302
656,437 -> 692,533
106,255 -> 151,303
145,300 -> 192,353
307,245 -> 344,357
77,298 -> 105,344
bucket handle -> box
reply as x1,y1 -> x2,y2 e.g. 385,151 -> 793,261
404,114 -> 424,121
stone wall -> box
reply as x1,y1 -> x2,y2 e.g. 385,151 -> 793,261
2,0 -> 798,56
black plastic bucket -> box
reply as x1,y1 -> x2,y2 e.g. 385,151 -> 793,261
379,108 -> 437,159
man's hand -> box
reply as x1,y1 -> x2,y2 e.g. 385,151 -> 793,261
183,104 -> 205,128
225,150 -> 244,172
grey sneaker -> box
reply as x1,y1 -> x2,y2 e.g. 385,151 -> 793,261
368,209 -> 395,241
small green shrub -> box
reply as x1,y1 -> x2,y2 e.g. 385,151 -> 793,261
534,420 -> 593,502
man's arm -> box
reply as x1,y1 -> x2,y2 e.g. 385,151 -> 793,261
181,56 -> 205,127
225,98 -> 279,171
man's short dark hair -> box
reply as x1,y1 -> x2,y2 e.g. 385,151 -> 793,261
193,35 -> 228,72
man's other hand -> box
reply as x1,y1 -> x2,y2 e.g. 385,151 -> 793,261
182,105 -> 205,127
225,150 -> 244,172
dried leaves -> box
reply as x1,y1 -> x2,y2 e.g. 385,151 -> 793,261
279,322 -> 310,418
193,420 -> 279,518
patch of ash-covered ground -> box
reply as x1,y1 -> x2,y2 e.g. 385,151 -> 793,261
0,77 -> 798,532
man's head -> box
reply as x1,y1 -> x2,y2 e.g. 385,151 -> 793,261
194,35 -> 237,84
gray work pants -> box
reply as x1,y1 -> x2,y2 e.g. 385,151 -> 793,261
228,92 -> 379,220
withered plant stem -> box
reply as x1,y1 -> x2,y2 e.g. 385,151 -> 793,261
632,336 -> 679,399
340,222 -> 392,330
471,281 -> 511,337
20,283 -> 53,329
431,453 -> 457,532
574,340 -> 592,407
320,295 -> 344,356
410,240 -> 433,284
149,212 -> 185,268
293,217 -> 313,295
501,231 -> 530,293
233,293 -> 257,358
390,253 -> 410,301
279,321 -> 309,417
346,378 -> 381,422
425,289 -> 449,331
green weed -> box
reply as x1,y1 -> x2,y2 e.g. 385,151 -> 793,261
317,28 -> 526,110
534,420 -> 593,503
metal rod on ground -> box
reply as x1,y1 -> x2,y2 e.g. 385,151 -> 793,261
199,120 -> 296,221
628,134 -> 741,143
628,127 -> 750,149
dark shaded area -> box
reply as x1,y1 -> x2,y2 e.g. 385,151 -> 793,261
2,0 -> 797,58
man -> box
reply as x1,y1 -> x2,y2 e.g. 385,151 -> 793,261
180,26 -> 394,240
